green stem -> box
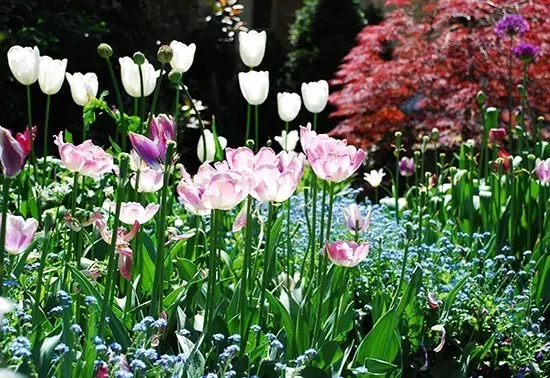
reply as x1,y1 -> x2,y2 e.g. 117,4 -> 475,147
507,36 -> 515,151
0,177 -> 10,296
150,142 -> 175,316
42,95 -> 51,185
245,103 -> 251,143
97,154 -> 129,338
104,58 -> 127,151
391,234 -> 410,308
26,86 -> 38,176
239,197 -> 254,352
286,198 -> 292,286
254,105 -> 259,152
138,65 -> 145,133
284,121 -> 289,150
205,209 -> 219,339
71,172 -> 80,265
174,84 -> 181,141
148,63 -> 166,127
182,85 -> 207,162
258,203 -> 274,334
317,182 -> 327,285
309,176 -> 318,286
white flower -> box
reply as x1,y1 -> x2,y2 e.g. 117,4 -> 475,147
0,368 -> 24,378
119,56 -> 160,97
238,71 -> 269,105
277,92 -> 301,122
197,129 -> 228,162
431,324 -> 446,353
238,30 -> 267,68
38,56 -> 67,95
274,130 -> 299,152
363,168 -> 385,188
65,72 -> 98,106
7,45 -> 40,85
169,41 -> 196,73
0,297 -> 16,321
301,80 -> 329,113
380,197 -> 407,210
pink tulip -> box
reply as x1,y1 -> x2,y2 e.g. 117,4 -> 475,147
129,114 -> 176,170
111,202 -> 160,225
536,158 -> 550,185
54,131 -> 114,177
251,152 -> 305,203
232,200 -> 248,232
0,126 -> 31,178
343,204 -> 371,234
225,146 -> 278,173
130,167 -> 164,193
300,127 -> 365,182
299,122 -> 317,151
325,241 -> 369,268
0,214 -> 38,254
95,218 -> 139,280
398,157 -> 415,177
177,162 -> 250,212
15,126 -> 36,157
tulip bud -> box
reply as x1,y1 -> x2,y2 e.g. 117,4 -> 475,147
301,80 -> 329,114
7,45 -> 40,85
517,84 -> 526,97
431,128 -> 439,140
133,52 -> 146,65
476,91 -> 486,105
537,116 -> 545,123
239,30 -> 267,68
157,45 -> 174,64
168,70 -> 182,83
414,150 -> 420,158
266,139 -> 272,147
246,139 -> 254,149
97,43 -> 113,58
169,41 -> 196,73
238,71 -> 269,105
405,222 -> 414,239
395,131 -> 402,147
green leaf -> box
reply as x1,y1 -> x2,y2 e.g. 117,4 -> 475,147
441,274 -> 469,321
37,331 -> 62,377
396,266 -> 422,316
69,266 -> 131,349
354,309 -> 399,367
364,358 -> 398,374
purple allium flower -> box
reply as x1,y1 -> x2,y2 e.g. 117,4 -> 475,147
494,14 -> 529,38
512,41 -> 540,62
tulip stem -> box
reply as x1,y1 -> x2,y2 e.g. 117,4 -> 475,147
245,103 -> 251,143
315,182 -> 335,345
174,84 -> 181,141
150,142 -> 175,316
98,154 -> 129,339
285,121 -> 289,150
138,65 -> 146,133
0,176 -> 10,296
257,202 -> 275,339
32,213 -> 52,332
104,57 -> 127,151
205,209 -> 219,340
148,63 -> 165,128
391,232 -> 411,308
182,85 -> 207,162
239,196 -> 254,353
254,105 -> 259,152
309,175 -> 318,287
42,95 -> 51,185
286,198 -> 292,287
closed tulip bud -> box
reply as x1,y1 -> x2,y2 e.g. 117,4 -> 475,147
65,72 -> 98,106
239,30 -> 267,68
301,80 -> 329,114
168,70 -> 182,83
157,45 -> 173,64
38,56 -> 67,95
238,71 -> 269,105
277,92 -> 301,122
431,128 -> 439,140
119,56 -> 160,97
169,41 -> 196,73
476,91 -> 486,105
197,129 -> 228,163
133,52 -> 146,65
97,43 -> 113,58
7,45 -> 40,85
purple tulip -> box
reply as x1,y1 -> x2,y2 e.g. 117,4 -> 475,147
325,241 -> 369,268
129,114 -> 176,169
95,217 -> 139,280
343,204 -> 371,235
398,156 -> 415,177
0,126 -> 28,178
536,158 -> 550,185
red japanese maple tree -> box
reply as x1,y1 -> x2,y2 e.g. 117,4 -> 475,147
329,0 -> 550,150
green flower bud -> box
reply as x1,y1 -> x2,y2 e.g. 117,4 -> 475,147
246,139 -> 255,149
97,43 -> 113,58
133,52 -> 146,65
476,91 -> 486,105
168,70 -> 182,84
157,45 -> 174,64
431,128 -> 439,140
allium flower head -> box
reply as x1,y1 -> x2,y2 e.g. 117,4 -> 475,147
512,41 -> 540,62
494,14 -> 529,38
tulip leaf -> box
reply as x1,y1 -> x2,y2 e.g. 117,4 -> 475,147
211,115 -> 225,161
354,309 -> 399,367
441,274 -> 469,321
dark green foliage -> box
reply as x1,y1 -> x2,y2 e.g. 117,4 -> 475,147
284,0 -> 366,90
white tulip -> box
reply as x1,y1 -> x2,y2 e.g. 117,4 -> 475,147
277,92 -> 301,122
119,56 -> 160,98
274,130 -> 299,152
7,45 -> 40,85
363,168 -> 385,188
0,297 -> 16,321
0,368 -> 23,378
65,72 -> 98,106
38,56 -> 67,95
238,71 -> 269,105
301,80 -> 329,113
239,30 -> 267,68
197,129 -> 228,163
169,41 -> 196,73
